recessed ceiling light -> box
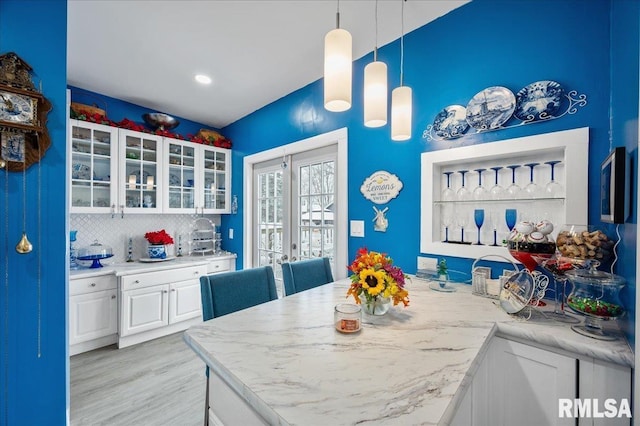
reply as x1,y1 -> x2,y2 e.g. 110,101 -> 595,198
194,74 -> 212,85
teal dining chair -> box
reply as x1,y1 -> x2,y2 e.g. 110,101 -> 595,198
198,265 -> 278,425
282,257 -> 334,296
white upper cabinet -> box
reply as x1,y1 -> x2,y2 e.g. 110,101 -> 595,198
69,120 -> 119,214
163,138 -> 231,214
69,120 -> 231,215
118,129 -> 164,215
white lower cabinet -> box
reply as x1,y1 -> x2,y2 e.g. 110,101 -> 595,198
118,264 -> 207,348
451,336 -> 631,426
69,275 -> 118,356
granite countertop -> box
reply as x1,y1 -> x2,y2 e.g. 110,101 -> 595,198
69,252 -> 237,279
183,277 -> 633,426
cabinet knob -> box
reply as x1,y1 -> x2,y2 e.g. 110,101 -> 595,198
134,279 -> 140,284
214,265 -> 219,269
111,295 -> 116,299
163,290 -> 168,293
90,283 -> 96,287
194,271 -> 200,275
171,289 -> 176,292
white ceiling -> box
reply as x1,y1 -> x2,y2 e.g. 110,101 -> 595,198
67,0 -> 467,129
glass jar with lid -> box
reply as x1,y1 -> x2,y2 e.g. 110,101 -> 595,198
565,268 -> 625,340
334,303 -> 361,333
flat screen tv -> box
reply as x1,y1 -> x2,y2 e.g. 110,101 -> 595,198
600,146 -> 627,224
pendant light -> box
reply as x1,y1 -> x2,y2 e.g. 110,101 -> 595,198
324,0 -> 352,112
391,0 -> 412,141
364,0 -> 387,127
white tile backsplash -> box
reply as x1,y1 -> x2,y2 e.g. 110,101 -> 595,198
70,213 -> 221,264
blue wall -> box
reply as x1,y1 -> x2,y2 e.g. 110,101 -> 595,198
221,0 -> 638,345
610,0 -> 639,350
0,0 -> 68,424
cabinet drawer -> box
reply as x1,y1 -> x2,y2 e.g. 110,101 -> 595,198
121,265 -> 207,290
207,259 -> 233,274
70,275 -> 117,296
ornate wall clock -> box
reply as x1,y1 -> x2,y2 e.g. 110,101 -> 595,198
0,52 -> 51,171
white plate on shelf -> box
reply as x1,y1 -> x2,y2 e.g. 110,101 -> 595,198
138,256 -> 176,263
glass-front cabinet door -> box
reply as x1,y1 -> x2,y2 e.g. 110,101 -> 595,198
164,139 -> 197,214
200,146 -> 230,213
69,120 -> 119,213
118,129 -> 163,214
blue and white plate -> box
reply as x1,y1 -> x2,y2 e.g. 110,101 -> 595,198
432,105 -> 469,139
514,80 -> 564,121
169,173 -> 181,186
466,86 -> 516,130
72,163 -> 91,180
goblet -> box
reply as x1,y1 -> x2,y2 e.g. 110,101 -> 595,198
456,208 -> 469,243
489,166 -> 504,200
488,210 -> 499,246
441,204 -> 454,243
544,160 -> 563,197
472,168 -> 488,200
442,171 -> 455,201
456,170 -> 470,201
506,165 -> 522,199
523,162 -> 540,198
474,209 -> 485,245
505,209 -> 517,231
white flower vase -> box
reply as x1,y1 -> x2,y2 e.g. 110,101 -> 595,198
363,296 -> 391,316
148,244 -> 167,259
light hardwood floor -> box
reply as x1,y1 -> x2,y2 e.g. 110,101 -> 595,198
71,332 -> 205,426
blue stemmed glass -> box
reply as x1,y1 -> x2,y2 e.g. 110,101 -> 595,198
474,209 -> 485,245
488,210 -> 499,246
523,162 -> 540,198
456,170 -> 470,201
472,168 -> 487,200
506,165 -> 521,199
544,160 -> 563,197
505,209 -> 517,231
489,166 -> 504,200
442,171 -> 455,201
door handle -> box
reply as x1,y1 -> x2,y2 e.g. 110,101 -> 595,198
276,254 -> 288,265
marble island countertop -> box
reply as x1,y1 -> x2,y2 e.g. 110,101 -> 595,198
69,252 -> 237,279
183,277 -> 633,425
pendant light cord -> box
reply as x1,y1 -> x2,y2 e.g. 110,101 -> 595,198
374,0 -> 379,61
336,0 -> 341,29
400,0 -> 405,87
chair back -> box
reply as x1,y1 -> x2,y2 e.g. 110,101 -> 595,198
200,265 -> 278,320
282,257 -> 334,296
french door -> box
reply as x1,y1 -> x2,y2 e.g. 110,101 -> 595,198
253,145 -> 338,296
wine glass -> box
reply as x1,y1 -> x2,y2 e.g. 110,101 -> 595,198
441,204 -> 453,243
474,209 -> 485,245
506,165 -> 522,199
488,210 -> 499,246
442,171 -> 455,201
544,160 -> 563,197
489,166 -> 504,200
472,168 -> 488,200
523,162 -> 540,198
456,208 -> 468,243
456,170 -> 470,201
505,208 -> 517,231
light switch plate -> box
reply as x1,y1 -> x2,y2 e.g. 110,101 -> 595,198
229,228 -> 234,239
350,220 -> 365,237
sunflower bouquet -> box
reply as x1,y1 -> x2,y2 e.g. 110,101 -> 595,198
347,248 -> 409,314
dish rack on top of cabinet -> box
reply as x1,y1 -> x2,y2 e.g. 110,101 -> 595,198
190,218 -> 215,255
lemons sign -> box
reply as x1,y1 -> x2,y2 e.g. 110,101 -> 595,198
360,171 -> 403,204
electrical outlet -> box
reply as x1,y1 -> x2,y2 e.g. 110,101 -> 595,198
417,256 -> 437,271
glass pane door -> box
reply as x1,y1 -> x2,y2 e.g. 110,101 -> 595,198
121,131 -> 161,212
167,141 -> 196,211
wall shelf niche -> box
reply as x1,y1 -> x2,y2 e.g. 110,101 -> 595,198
420,127 -> 589,259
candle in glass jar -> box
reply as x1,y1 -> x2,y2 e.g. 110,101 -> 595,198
334,303 -> 361,333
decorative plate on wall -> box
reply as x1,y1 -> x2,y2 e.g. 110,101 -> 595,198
513,80 -> 564,122
432,105 -> 469,139
465,86 -> 516,130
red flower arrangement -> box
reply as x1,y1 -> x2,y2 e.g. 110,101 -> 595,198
144,229 -> 174,245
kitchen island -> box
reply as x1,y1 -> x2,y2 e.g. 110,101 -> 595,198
183,278 -> 632,425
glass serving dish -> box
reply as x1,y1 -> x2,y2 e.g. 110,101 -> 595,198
77,240 -> 114,268
565,268 -> 625,340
